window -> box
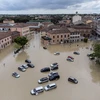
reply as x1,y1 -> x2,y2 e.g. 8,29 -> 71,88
7,38 -> 9,40
61,35 -> 63,38
53,40 -> 55,42
64,35 -> 66,38
5,39 -> 6,41
2,40 -> 3,42
57,35 -> 59,38
57,40 -> 59,42
53,36 -> 55,38
68,35 -> 69,37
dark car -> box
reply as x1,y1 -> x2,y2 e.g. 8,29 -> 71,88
68,77 -> 78,84
49,74 -> 60,81
89,57 -> 95,60
12,72 -> 20,78
43,47 -> 47,49
27,63 -> 35,68
51,66 -> 58,70
40,67 -> 50,72
18,66 -> 26,72
25,59 -> 31,63
14,48 -> 21,54
73,52 -> 80,55
38,77 -> 49,84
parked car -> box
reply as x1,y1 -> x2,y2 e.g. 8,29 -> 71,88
38,77 -> 49,84
68,56 -> 74,59
25,59 -> 31,63
27,63 -> 35,68
49,74 -> 60,81
89,57 -> 95,60
50,63 -> 58,67
68,77 -> 78,84
54,52 -> 60,55
44,83 -> 57,91
40,67 -> 50,72
43,47 -> 47,49
67,58 -> 74,62
30,86 -> 44,95
48,72 -> 58,77
12,72 -> 20,78
18,66 -> 26,72
51,66 -> 58,70
73,51 -> 80,55
22,64 -> 28,69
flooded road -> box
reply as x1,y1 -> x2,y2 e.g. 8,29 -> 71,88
0,33 -> 100,100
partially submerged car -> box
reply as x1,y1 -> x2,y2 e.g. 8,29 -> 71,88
54,52 -> 60,55
40,67 -> 50,72
12,72 -> 20,78
30,86 -> 44,95
67,58 -> 74,62
44,83 -> 57,91
38,77 -> 49,84
73,51 -> 80,55
68,77 -> 78,84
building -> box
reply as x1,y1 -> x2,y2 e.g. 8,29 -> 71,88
0,32 -> 12,49
3,19 -> 15,24
41,27 -> 70,44
11,31 -> 20,42
72,12 -> 82,24
68,28 -> 83,42
72,24 -> 92,37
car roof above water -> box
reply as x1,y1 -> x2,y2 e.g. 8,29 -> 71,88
48,83 -> 56,87
35,86 -> 44,90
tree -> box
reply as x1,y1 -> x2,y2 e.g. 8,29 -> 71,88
84,38 -> 88,43
93,43 -> 100,59
14,36 -> 28,48
51,15 -> 63,24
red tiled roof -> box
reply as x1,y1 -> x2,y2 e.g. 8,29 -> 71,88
0,32 -> 11,40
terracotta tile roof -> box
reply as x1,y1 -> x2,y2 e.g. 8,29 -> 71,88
0,32 -> 11,40
48,28 -> 70,34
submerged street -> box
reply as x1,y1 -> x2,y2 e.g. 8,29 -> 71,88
0,33 -> 100,100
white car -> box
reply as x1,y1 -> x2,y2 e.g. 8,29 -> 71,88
50,63 -> 58,67
30,86 -> 44,95
44,83 -> 57,91
54,52 -> 60,55
22,64 -> 28,69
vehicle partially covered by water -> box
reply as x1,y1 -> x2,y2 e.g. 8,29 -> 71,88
54,52 -> 60,55
12,72 -> 20,78
73,51 -> 80,55
38,77 -> 49,84
44,83 -> 57,91
67,57 -> 74,62
30,86 -> 44,95
68,77 -> 78,84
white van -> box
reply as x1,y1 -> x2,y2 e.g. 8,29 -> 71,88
44,83 -> 57,91
30,86 -> 44,95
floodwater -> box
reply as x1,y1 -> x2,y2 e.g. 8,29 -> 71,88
0,33 -> 100,100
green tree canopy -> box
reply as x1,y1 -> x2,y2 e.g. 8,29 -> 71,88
14,36 -> 28,47
93,43 -> 100,58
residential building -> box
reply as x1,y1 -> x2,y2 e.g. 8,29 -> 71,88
3,19 -> 15,24
72,12 -> 82,24
0,32 -> 12,49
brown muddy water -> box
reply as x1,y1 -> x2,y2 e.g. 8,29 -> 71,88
0,33 -> 100,100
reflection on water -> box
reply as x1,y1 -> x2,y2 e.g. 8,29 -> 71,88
90,61 -> 100,84
15,51 -> 29,62
0,33 -> 100,100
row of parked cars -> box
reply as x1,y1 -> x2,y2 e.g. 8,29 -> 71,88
30,62 -> 60,95
12,59 -> 35,78
31,83 -> 57,95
